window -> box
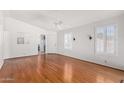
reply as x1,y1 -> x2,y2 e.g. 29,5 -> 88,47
95,25 -> 116,55
64,33 -> 72,50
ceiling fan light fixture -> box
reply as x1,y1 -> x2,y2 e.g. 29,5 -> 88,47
54,20 -> 63,30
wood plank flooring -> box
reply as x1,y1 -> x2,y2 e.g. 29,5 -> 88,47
0,54 -> 124,83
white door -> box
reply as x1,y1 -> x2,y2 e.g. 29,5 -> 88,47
40,34 -> 46,53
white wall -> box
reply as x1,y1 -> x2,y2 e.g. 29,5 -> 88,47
57,14 -> 124,70
46,32 -> 57,53
0,25 -> 3,59
4,17 -> 57,59
0,11 -> 4,60
0,11 -> 4,69
0,25 -> 3,60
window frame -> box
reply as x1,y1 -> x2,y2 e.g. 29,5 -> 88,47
95,24 -> 117,56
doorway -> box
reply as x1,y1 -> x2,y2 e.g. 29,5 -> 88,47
38,34 -> 46,54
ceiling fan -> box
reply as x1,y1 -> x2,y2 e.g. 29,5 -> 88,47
54,20 -> 63,30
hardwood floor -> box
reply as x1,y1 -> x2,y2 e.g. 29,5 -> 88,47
0,54 -> 124,83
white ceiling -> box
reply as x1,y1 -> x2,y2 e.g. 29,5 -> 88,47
4,10 -> 124,31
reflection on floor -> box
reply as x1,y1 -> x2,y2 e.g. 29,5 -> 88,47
0,59 -> 4,70
0,54 -> 124,83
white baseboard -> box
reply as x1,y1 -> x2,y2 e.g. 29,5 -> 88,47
0,59 -> 4,69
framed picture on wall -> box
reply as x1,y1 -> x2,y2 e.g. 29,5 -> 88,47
17,37 -> 24,44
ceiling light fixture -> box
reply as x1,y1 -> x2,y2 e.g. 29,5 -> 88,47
54,20 -> 63,30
